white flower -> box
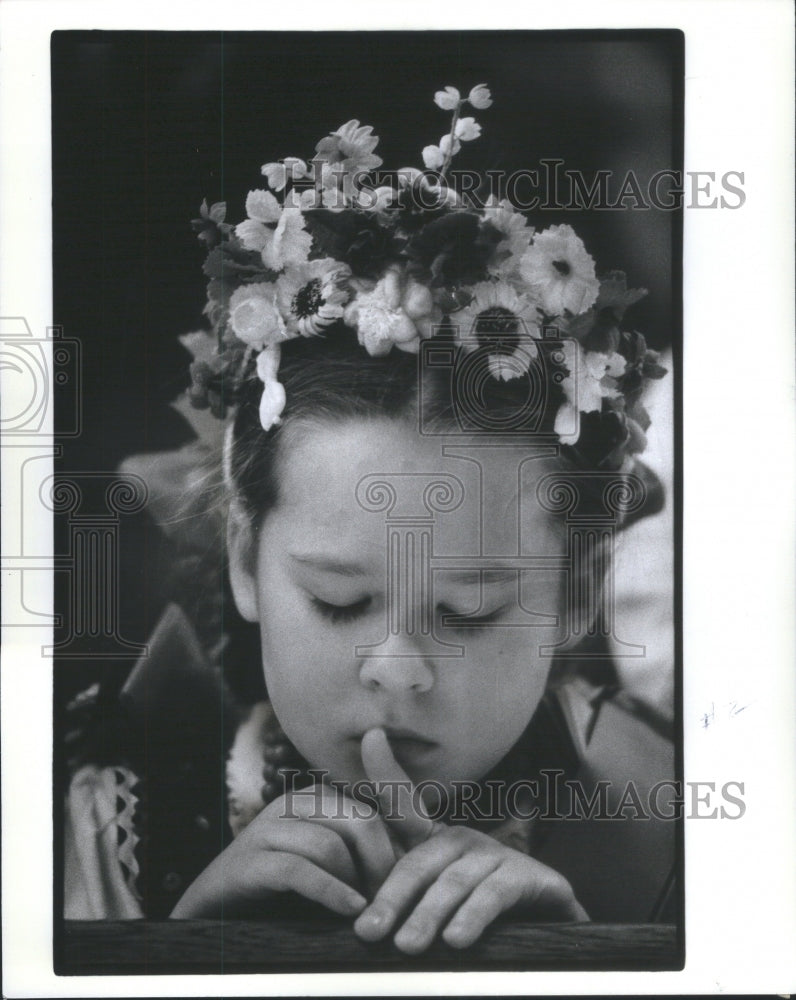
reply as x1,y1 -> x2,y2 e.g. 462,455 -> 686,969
555,341 -> 627,443
234,190 -> 312,270
355,185 -> 398,215
235,189 -> 282,253
422,145 -> 445,170
258,379 -> 286,430
467,84 -> 492,109
235,219 -> 268,252
315,120 -> 383,177
344,266 -> 437,356
402,280 -> 433,319
439,133 -> 461,157
434,86 -> 460,110
396,167 -> 423,187
560,343 -> 627,414
276,259 -> 351,337
260,157 -> 310,192
519,224 -> 599,316
482,197 -> 534,277
285,187 -> 318,210
423,132 -> 464,170
554,402 -> 580,445
245,189 -> 281,223
283,181 -> 343,212
454,281 -> 541,381
261,163 -> 288,191
228,283 -> 288,349
260,207 -> 312,271
454,117 -> 481,142
255,343 -> 281,382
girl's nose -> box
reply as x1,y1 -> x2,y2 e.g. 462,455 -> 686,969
358,644 -> 434,695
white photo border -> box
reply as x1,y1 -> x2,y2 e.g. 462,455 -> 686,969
1,0 -> 794,996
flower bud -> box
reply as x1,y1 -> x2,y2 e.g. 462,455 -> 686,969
422,145 -> 444,170
258,378 -> 286,431
433,86 -> 460,110
402,280 -> 433,319
438,134 -> 461,157
454,117 -> 481,142
380,267 -> 402,310
468,84 -> 492,109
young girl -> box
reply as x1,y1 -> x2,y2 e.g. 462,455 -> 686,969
64,84 -> 674,951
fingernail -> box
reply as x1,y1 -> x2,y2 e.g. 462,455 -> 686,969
442,924 -> 472,949
344,891 -> 367,914
358,907 -> 387,928
394,926 -> 423,952
354,905 -> 392,938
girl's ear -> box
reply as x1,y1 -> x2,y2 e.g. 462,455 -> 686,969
227,498 -> 259,623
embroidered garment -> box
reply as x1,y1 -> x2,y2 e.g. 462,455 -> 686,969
64,765 -> 143,919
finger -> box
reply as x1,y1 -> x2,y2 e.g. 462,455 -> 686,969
441,861 -> 523,948
260,819 -> 359,890
354,826 -> 470,941
255,850 -> 368,917
360,727 -> 435,847
513,859 -> 588,922
284,788 -> 396,896
441,860 -> 586,949
393,852 -> 501,954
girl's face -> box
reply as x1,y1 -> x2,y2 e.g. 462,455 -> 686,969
229,417 -> 569,795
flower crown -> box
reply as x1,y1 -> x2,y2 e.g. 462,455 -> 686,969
188,83 -> 666,466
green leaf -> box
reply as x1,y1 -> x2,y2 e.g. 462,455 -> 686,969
597,271 -> 648,319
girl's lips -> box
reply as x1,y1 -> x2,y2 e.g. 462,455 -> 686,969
353,726 -> 436,744
382,726 -> 436,747
349,728 -> 438,759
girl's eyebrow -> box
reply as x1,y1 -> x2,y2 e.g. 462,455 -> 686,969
291,557 -> 521,585
289,552 -> 368,577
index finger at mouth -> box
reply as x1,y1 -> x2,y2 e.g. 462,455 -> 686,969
361,727 -> 436,847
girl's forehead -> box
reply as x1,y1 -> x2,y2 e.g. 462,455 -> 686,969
270,417 -> 564,559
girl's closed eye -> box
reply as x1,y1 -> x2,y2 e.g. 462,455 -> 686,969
310,594 -> 372,624
438,602 -> 510,635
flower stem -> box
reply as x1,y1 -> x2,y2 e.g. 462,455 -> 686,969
440,101 -> 464,179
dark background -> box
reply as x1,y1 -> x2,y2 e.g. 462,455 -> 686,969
52,30 -> 683,694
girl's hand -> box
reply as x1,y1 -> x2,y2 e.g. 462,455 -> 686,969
170,783 -> 396,919
353,728 -> 588,953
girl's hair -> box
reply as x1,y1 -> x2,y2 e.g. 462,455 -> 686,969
230,324 -> 423,524
228,320 -> 661,525
228,320 -> 585,524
